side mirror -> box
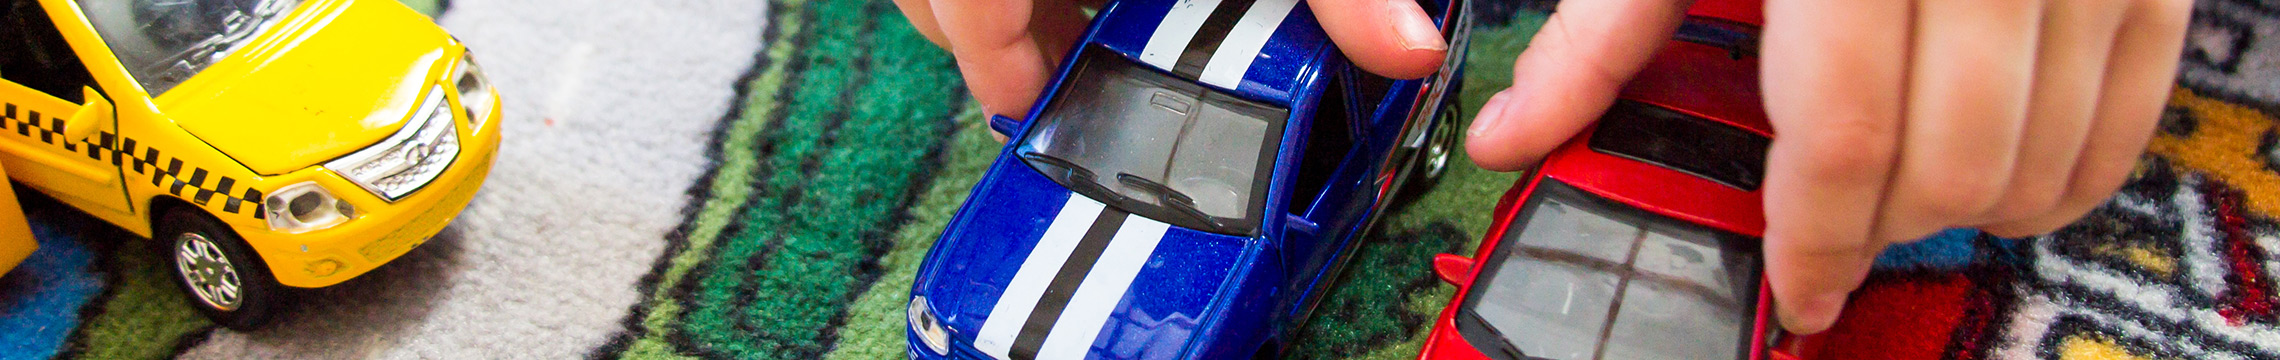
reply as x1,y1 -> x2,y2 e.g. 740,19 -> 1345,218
65,86 -> 110,142
1432,253 -> 1475,285
989,114 -> 1023,139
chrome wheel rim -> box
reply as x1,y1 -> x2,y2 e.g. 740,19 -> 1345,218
1424,109 -> 1456,178
174,233 -> 242,311
1424,137 -> 1449,178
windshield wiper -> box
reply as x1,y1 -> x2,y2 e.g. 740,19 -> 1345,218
1021,151 -> 1122,198
1115,172 -> 1230,232
1021,151 -> 1095,181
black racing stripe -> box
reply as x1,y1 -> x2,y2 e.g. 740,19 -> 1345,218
1009,206 -> 1129,360
1171,0 -> 1260,78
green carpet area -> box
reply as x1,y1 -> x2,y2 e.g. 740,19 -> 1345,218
18,0 -> 2277,358
5,0 -> 1552,357
601,0 -> 968,358
597,1 -> 1547,358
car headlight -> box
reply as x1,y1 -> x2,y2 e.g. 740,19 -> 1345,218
909,296 -> 952,356
452,55 -> 494,130
265,182 -> 357,233
325,85 -> 462,201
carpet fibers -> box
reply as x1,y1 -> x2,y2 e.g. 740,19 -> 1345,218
1,0 -> 2277,359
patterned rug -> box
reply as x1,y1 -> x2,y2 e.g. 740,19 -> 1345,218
1,0 -> 2276,359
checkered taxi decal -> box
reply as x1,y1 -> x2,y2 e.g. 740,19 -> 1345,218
2,103 -> 267,219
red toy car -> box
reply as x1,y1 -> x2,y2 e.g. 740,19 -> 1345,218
1418,6 -> 1811,360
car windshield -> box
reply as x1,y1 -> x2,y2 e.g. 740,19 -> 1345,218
77,0 -> 303,95
1017,47 -> 1286,236
1456,180 -> 1761,360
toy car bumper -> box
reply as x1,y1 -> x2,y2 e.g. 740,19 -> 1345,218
237,98 -> 502,288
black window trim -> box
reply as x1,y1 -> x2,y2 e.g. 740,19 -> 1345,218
1586,99 -> 1772,191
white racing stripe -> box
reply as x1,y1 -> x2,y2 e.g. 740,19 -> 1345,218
1196,0 -> 1298,88
1034,216 -> 1173,359
1139,0 -> 1225,70
975,195 -> 1108,360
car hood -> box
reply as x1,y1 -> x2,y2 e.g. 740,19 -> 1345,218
159,0 -> 455,175
917,159 -> 1263,359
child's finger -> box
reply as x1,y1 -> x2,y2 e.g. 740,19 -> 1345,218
1309,0 -> 1450,79
1982,0 -> 2187,237
893,0 -> 952,49
933,0 -> 1085,120
1866,0 -> 2040,243
1756,0 -> 1913,334
1970,0 -> 2124,228
1460,0 -> 1689,171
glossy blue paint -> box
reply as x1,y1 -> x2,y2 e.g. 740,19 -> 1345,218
910,0 -> 1468,357
1083,0 -> 1329,106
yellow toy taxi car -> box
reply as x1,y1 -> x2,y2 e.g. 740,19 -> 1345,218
0,0 -> 499,329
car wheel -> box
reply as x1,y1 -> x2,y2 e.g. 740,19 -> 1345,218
1421,106 -> 1457,181
1410,102 -> 1461,187
161,208 -> 282,330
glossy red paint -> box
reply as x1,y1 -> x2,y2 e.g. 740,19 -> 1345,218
1686,0 -> 1765,27
1417,0 -> 1818,358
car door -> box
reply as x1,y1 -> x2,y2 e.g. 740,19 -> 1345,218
0,0 -> 128,214
1279,67 -> 1376,320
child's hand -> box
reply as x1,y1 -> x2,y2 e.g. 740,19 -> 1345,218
889,0 -> 1451,123
1461,0 -> 2190,334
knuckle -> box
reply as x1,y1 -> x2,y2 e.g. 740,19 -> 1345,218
1899,171 -> 2009,220
1984,177 -> 2070,221
1782,125 -> 1900,184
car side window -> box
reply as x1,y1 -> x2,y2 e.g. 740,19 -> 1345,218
0,1 -> 95,103
1287,68 -> 1358,215
1348,70 -> 1394,120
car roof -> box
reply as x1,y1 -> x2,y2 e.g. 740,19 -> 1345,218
1544,21 -> 1772,237
1620,22 -> 1770,137
1083,0 -> 1334,107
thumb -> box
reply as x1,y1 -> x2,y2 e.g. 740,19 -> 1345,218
1308,0 -> 1451,79
1463,0 -> 1694,171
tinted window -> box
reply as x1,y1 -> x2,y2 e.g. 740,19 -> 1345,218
1347,68 -> 1394,120
1456,180 -> 1761,360
1019,46 -> 1287,236
1289,68 -> 1353,215
1588,100 -> 1770,190
0,1 -> 94,102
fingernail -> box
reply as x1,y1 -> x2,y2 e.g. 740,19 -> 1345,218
1467,91 -> 1514,139
1389,0 -> 1447,51
1782,292 -> 1852,334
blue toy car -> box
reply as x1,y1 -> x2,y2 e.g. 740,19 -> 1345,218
906,0 -> 1472,358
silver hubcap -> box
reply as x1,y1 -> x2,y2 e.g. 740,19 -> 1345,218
174,233 -> 242,311
1424,109 -> 1456,177
1425,137 -> 1449,177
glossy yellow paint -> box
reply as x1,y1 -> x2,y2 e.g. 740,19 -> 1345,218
247,97 -> 500,287
0,0 -> 499,288
161,0 -> 457,175
0,162 -> 33,275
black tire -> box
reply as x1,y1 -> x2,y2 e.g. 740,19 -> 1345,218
160,208 -> 282,330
